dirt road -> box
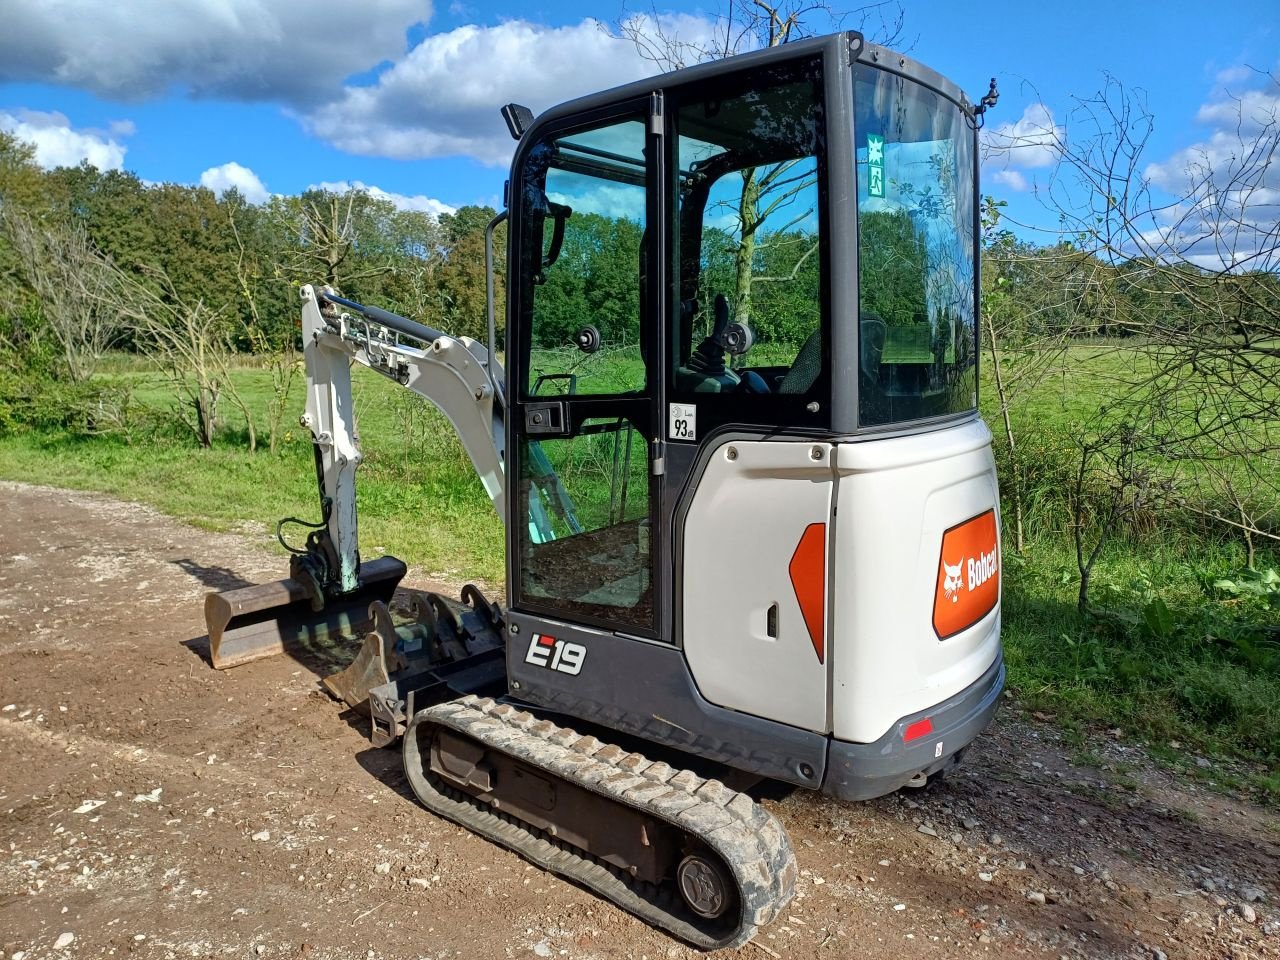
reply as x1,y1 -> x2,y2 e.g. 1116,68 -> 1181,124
1,481 -> 1276,960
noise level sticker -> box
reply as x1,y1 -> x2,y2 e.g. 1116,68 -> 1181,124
669,402 -> 697,441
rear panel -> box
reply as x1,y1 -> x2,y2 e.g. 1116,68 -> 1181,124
829,418 -> 1001,744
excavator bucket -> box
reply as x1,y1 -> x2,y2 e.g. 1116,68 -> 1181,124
204,556 -> 407,670
321,599 -> 423,708
322,628 -> 397,708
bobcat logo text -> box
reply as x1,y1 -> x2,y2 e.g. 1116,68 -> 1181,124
933,510 -> 1001,639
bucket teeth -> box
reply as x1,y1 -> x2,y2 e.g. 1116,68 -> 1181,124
204,556 -> 406,669
321,599 -> 426,708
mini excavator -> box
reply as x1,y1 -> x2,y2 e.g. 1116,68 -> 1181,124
205,33 -> 1005,949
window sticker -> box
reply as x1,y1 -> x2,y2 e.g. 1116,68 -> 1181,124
668,402 -> 697,441
867,133 -> 885,198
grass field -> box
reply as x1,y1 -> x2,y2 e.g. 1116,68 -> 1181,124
1,347 -> 1276,799
1,363 -> 507,581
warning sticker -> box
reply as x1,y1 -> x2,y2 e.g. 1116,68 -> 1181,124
867,133 -> 885,198
668,403 -> 696,442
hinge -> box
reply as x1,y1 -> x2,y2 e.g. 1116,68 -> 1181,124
650,438 -> 666,475
649,92 -> 664,137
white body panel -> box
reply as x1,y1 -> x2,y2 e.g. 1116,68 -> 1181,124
682,441 -> 834,733
680,419 -> 1001,744
830,418 -> 1001,743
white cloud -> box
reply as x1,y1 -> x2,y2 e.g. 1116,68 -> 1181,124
302,16 -> 722,167
311,179 -> 456,217
989,168 -> 1028,192
200,162 -> 269,204
0,0 -> 427,105
981,103 -> 1064,171
1193,87 -> 1280,134
1214,64 -> 1256,86
1142,72 -> 1279,271
0,109 -> 131,170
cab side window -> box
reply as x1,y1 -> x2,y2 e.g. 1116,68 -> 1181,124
519,119 -> 649,399
671,63 -> 827,424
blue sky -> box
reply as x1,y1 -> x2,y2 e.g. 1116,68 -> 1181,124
1,0 -> 1277,257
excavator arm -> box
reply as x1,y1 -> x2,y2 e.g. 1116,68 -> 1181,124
296,283 -> 507,578
204,284 -> 506,670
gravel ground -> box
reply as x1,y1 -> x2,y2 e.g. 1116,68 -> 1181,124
1,480 -> 1277,960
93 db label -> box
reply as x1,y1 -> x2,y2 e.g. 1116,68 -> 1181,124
668,403 -> 697,441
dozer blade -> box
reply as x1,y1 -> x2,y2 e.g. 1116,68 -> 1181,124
204,556 -> 407,670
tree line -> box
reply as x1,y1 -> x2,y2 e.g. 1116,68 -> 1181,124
0,130 -> 507,448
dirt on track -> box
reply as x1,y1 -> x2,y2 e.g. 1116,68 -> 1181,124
1,480 -> 1277,960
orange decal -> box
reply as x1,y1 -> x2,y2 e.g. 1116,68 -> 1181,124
789,523 -> 826,663
933,510 -> 1000,640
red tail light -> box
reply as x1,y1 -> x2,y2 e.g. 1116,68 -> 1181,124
904,717 -> 934,742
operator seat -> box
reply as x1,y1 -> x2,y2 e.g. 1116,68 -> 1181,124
777,329 -> 822,394
776,313 -> 888,397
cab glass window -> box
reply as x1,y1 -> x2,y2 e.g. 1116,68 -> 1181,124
671,62 -> 827,429
854,63 -> 978,427
518,118 -> 648,398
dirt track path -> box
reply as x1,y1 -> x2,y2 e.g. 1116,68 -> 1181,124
1,480 -> 1277,960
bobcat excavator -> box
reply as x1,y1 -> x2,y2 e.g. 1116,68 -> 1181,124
204,33 -> 1004,950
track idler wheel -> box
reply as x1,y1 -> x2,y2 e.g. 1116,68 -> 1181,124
677,850 -> 735,920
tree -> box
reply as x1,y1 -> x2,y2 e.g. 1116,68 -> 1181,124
1038,74 -> 1280,555
117,265 -> 257,450
434,206 -> 504,342
0,207 -> 125,382
0,132 -> 48,215
274,189 -> 400,292
858,209 -> 926,325
45,165 -> 156,279
146,183 -> 241,322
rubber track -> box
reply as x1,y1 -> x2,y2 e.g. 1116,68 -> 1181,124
402,695 -> 797,950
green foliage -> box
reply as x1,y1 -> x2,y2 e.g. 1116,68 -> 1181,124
1003,542 -> 1280,779
0,315 -> 132,436
0,364 -> 505,581
1210,568 -> 1280,610
752,230 -> 821,346
857,209 -> 926,326
532,212 -> 643,349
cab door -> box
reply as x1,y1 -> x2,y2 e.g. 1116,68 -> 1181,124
507,98 -> 665,638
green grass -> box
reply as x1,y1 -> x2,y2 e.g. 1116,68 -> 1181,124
1000,534 -> 1279,801
1,346 -> 1277,801
0,363 -> 507,583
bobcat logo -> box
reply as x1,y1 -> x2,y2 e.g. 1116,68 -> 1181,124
942,560 -> 964,603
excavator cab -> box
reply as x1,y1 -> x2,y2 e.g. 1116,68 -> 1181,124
502,34 -> 1001,801
204,32 -> 1003,949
